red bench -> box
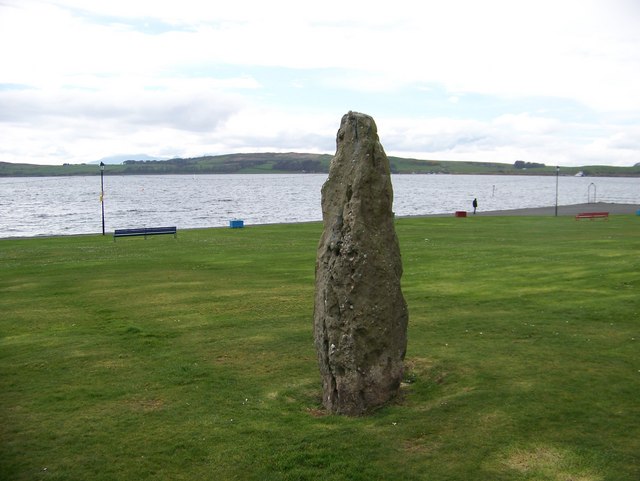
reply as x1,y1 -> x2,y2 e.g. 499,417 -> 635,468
575,212 -> 609,220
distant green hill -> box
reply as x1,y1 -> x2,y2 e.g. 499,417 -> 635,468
1,153 -> 639,177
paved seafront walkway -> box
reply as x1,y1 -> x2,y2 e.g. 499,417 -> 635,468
419,203 -> 640,218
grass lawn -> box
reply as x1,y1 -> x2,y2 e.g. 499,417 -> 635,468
1,215 -> 638,480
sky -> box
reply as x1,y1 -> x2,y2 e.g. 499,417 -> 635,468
1,0 -> 639,167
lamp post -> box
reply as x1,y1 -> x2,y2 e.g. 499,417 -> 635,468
554,165 -> 559,217
100,162 -> 105,235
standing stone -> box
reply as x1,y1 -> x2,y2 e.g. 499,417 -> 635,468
313,111 -> 408,415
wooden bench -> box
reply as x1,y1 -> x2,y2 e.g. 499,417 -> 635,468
113,226 -> 177,240
575,212 -> 609,221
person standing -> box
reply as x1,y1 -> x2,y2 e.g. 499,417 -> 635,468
472,198 -> 478,214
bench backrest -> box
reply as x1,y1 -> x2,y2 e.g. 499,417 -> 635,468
114,226 -> 177,236
144,227 -> 177,234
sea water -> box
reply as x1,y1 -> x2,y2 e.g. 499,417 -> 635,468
0,174 -> 638,238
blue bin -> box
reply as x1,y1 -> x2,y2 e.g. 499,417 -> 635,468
636,210 -> 640,216
229,219 -> 244,228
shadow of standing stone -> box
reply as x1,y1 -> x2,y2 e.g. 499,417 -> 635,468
313,111 -> 409,415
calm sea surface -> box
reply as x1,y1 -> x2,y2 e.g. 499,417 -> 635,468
1,174 -> 638,238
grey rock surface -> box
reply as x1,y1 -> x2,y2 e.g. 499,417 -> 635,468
313,111 -> 409,415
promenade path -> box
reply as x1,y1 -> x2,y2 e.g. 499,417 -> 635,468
420,203 -> 640,218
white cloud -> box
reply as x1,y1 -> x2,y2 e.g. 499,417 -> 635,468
1,0 -> 639,166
